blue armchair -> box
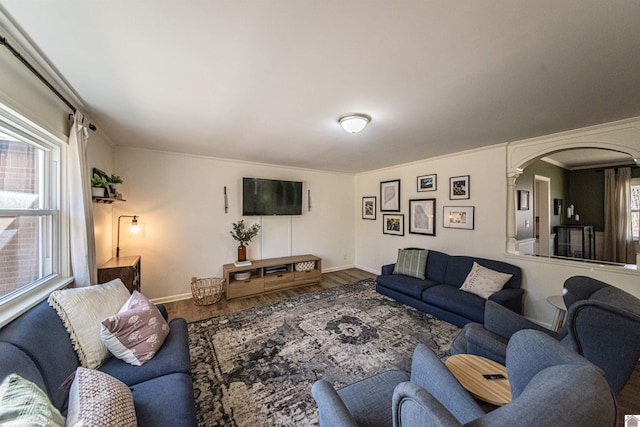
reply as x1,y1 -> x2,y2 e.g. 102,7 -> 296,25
312,329 -> 616,426
451,275 -> 640,395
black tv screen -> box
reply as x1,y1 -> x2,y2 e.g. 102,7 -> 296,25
242,177 -> 303,216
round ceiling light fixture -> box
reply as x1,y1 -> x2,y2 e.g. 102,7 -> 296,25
338,114 -> 371,134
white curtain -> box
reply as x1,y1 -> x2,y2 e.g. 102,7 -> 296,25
68,112 -> 97,286
603,167 -> 635,264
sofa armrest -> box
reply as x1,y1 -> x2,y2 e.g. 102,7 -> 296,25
488,288 -> 524,314
156,304 -> 169,321
392,382 -> 462,427
381,263 -> 395,275
484,301 -> 557,341
409,344 -> 483,424
311,380 -> 359,427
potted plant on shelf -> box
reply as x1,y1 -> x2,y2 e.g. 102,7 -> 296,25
90,173 -> 108,198
230,220 -> 261,262
108,174 -> 123,199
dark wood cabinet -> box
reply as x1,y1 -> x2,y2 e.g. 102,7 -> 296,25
554,226 -> 595,259
97,256 -> 141,293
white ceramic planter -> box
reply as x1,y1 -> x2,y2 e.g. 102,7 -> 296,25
91,187 -> 106,197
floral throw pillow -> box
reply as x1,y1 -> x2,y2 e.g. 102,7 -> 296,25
100,291 -> 170,366
460,262 -> 513,299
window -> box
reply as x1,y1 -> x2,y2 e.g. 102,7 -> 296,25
632,178 -> 640,241
0,108 -> 70,325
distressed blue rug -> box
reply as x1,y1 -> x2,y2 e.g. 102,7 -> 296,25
188,279 -> 460,426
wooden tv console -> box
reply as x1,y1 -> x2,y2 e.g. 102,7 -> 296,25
223,254 -> 322,300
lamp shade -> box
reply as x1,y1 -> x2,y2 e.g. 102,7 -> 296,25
339,114 -> 370,133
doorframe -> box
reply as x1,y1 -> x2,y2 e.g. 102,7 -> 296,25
534,175 -> 551,256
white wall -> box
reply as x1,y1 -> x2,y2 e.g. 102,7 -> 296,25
87,133 -> 115,266
355,144 -> 640,327
355,145 -> 507,273
113,147 -> 355,300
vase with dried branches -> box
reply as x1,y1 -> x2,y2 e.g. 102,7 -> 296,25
230,220 -> 261,262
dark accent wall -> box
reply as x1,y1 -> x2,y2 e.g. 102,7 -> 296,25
570,166 -> 640,232
516,160 -> 570,240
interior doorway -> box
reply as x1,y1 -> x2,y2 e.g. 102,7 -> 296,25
534,175 -> 551,256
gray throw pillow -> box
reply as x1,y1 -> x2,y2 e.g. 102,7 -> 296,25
393,249 -> 428,280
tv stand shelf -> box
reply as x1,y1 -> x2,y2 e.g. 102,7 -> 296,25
223,255 -> 322,300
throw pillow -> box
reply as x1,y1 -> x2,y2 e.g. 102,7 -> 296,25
101,291 -> 170,366
48,279 -> 132,369
0,374 -> 65,427
460,262 -> 513,299
393,248 -> 428,280
66,367 -> 136,427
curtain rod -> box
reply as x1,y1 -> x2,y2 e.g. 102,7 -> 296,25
0,35 -> 96,131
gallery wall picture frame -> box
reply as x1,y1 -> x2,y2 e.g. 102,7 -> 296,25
443,206 -> 475,230
518,190 -> 530,210
417,174 -> 437,192
383,214 -> 404,236
449,175 -> 470,200
409,198 -> 436,236
554,198 -> 563,216
362,196 -> 377,220
380,179 -> 401,212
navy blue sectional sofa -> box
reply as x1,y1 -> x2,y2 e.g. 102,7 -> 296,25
0,299 -> 197,426
376,249 -> 523,327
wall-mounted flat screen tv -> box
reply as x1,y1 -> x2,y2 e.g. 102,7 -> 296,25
242,177 -> 303,216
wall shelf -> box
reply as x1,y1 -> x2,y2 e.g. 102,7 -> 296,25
92,196 -> 126,204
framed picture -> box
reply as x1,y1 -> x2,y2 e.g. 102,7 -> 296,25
443,206 -> 474,230
409,199 -> 436,236
362,196 -> 376,220
518,190 -> 530,210
449,175 -> 470,200
417,174 -> 437,192
383,214 -> 404,236
553,198 -> 563,215
380,179 -> 401,212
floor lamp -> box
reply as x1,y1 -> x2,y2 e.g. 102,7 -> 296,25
116,215 -> 141,257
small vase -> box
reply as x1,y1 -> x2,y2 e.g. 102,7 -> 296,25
237,245 -> 247,262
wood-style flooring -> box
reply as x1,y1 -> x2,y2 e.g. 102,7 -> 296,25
162,268 -> 639,425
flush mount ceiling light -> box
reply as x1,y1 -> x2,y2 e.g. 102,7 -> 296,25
338,114 -> 371,134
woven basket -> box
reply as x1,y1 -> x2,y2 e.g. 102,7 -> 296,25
295,261 -> 315,272
190,277 -> 224,306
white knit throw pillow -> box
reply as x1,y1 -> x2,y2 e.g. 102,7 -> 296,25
48,279 -> 131,369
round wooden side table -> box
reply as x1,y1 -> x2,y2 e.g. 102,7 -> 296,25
445,354 -> 512,406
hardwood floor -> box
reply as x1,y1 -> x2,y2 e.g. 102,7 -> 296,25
164,268 -> 374,323
163,268 -> 639,424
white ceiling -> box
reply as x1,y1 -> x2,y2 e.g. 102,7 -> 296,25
1,1 -> 640,173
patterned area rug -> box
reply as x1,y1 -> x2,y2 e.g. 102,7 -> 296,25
188,279 -> 460,426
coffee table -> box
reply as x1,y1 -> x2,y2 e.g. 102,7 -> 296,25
445,354 -> 512,406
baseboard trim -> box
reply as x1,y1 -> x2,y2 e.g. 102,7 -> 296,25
355,264 -> 379,275
151,292 -> 193,304
151,264 -> 366,304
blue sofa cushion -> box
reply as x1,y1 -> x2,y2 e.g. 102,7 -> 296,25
0,301 -> 79,411
99,318 -> 191,387
130,373 -> 197,427
376,274 -> 439,299
0,343 -> 47,397
425,250 -> 449,283
422,285 -> 486,324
